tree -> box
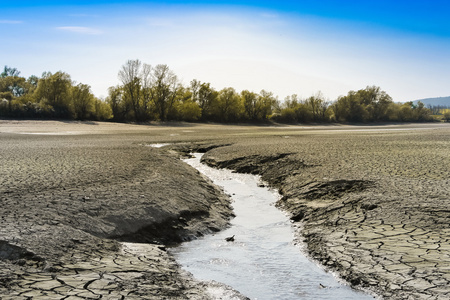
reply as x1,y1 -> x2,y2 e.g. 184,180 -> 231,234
72,83 -> 95,120
306,92 -> 329,122
189,79 -> 201,103
0,66 -> 36,99
152,64 -> 180,121
258,90 -> 277,121
213,87 -> 242,122
93,98 -> 113,120
242,90 -> 276,121
241,90 -> 259,121
331,86 -> 393,122
196,82 -> 218,121
361,86 -> 392,121
118,59 -> 143,122
1,66 -> 20,78
443,110 -> 450,122
34,71 -> 73,118
178,99 -> 201,122
107,85 -> 127,121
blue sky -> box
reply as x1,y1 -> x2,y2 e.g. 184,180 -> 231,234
1,0 -> 449,102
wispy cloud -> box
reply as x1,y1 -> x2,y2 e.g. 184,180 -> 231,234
0,20 -> 23,24
56,26 -> 103,35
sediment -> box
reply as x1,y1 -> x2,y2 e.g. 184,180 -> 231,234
200,128 -> 450,300
1,121 -> 449,299
0,123 -> 242,299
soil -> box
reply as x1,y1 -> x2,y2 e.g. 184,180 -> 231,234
1,120 -> 450,299
199,124 -> 450,300
0,121 -> 245,299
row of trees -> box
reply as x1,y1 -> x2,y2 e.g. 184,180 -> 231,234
1,62 -> 434,123
0,66 -> 111,120
272,86 -> 432,123
108,60 -> 277,123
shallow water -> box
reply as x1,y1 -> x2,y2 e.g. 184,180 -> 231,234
171,153 -> 375,300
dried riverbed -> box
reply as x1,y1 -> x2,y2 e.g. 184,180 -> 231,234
199,126 -> 450,300
0,121 -> 239,299
1,121 -> 449,299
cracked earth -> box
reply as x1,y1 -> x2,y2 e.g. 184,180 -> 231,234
200,125 -> 450,299
1,121 -> 449,299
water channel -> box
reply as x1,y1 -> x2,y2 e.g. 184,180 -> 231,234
170,153 -> 376,300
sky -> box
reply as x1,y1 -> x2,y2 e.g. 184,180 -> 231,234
2,0 -> 450,102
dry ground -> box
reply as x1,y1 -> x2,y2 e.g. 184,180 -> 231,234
1,120 -> 449,299
0,121 -> 240,299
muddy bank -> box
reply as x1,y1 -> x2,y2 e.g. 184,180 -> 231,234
0,128 -> 240,299
200,129 -> 450,300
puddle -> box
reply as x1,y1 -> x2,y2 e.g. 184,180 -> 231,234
147,143 -> 171,148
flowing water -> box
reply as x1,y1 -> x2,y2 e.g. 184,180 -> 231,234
171,153 -> 375,300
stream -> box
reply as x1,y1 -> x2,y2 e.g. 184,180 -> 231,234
171,153 -> 375,300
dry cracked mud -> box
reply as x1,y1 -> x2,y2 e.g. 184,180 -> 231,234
1,120 -> 450,299
0,121 -> 247,299
199,125 -> 450,300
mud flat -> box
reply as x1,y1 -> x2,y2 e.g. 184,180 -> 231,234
1,120 -> 450,299
199,124 -> 450,300
0,121 -> 242,299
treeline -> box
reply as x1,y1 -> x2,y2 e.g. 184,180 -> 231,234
0,61 -> 434,123
107,60 -> 276,123
0,66 -> 111,120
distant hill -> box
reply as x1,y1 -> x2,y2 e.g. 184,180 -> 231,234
412,96 -> 450,107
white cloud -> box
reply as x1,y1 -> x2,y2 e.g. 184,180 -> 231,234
56,26 -> 103,35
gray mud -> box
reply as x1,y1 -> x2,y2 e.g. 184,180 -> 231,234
200,128 -> 450,300
1,121 -> 449,299
0,124 -> 238,299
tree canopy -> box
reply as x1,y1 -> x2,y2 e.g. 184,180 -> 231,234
0,62 -> 432,123
0,68 -> 111,120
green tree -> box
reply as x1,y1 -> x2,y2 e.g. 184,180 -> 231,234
305,92 -> 330,122
443,110 -> 450,122
213,87 -> 242,122
241,90 -> 259,121
413,101 -> 432,121
72,83 -> 95,120
360,86 -> 392,121
34,71 -> 73,118
245,90 -> 277,121
93,98 -> 113,120
178,99 -> 201,122
107,85 -> 128,121
1,66 -> 20,78
197,82 -> 218,121
259,90 -> 277,120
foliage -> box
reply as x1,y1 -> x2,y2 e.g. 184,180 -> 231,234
331,86 -> 431,123
0,66 -> 111,120
0,63 -> 436,124
272,93 -> 332,123
442,109 -> 450,122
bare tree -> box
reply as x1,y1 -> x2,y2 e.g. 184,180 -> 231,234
152,64 -> 179,121
118,59 -> 142,121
